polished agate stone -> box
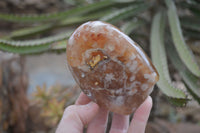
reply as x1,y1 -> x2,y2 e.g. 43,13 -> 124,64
67,21 -> 159,115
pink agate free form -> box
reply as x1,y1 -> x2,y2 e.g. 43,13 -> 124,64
67,21 -> 159,115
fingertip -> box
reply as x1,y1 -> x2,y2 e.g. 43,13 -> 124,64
127,96 -> 153,133
146,96 -> 153,109
86,101 -> 100,112
75,92 -> 91,105
134,96 -> 153,120
56,102 -> 100,133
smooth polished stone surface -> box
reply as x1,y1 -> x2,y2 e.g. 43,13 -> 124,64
67,21 -> 159,115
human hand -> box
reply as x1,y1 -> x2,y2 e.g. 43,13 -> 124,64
56,92 -> 152,133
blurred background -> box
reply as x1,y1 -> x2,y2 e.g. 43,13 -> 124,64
0,0 -> 200,133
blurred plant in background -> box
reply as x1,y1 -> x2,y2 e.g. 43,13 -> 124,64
29,84 -> 80,132
0,0 -> 200,132
32,84 -> 79,126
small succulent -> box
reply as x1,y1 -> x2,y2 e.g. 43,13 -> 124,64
32,84 -> 79,126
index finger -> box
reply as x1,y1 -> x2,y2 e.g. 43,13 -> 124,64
75,92 -> 91,105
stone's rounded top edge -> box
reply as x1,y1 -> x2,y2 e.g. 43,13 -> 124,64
67,21 -> 125,45
82,20 -> 111,27
67,21 -> 102,46
76,21 -> 109,30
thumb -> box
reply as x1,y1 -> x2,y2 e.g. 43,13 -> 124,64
56,101 -> 99,133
